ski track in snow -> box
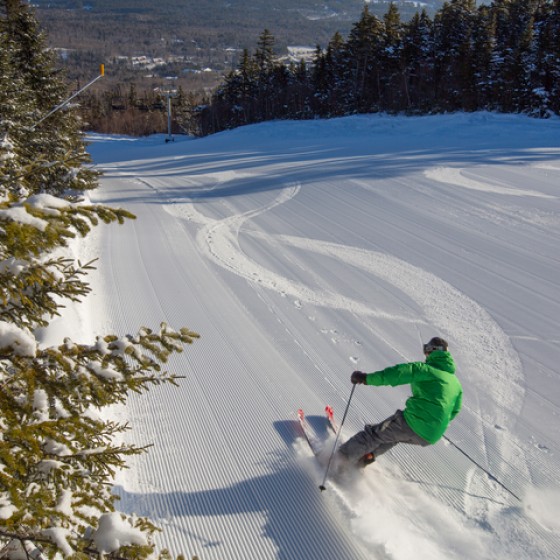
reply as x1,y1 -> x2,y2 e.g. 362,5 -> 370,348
183,184 -> 422,324
424,167 -> 556,198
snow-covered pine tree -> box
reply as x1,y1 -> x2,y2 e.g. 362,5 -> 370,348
0,7 -> 32,199
220,48 -> 259,128
254,29 -> 278,121
2,0 -> 97,197
344,5 -> 385,112
433,0 -> 478,110
401,10 -> 435,111
254,28 -> 275,74
507,0 -> 541,112
470,4 -> 495,110
380,3 -> 406,111
311,32 -> 349,116
488,0 -> 538,113
0,1 -> 199,558
286,58 -> 312,119
544,0 -> 560,115
525,0 -> 559,116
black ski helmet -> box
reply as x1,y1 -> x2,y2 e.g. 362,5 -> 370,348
423,337 -> 448,354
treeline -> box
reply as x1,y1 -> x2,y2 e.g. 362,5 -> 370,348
192,0 -> 560,136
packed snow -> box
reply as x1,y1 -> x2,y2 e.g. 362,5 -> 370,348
55,112 -> 560,559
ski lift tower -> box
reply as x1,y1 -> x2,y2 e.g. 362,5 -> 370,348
162,85 -> 178,143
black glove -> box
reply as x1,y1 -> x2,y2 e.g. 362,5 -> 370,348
351,371 -> 367,385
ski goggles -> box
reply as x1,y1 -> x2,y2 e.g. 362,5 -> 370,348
423,342 -> 445,354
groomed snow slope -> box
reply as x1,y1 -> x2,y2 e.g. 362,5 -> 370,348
84,113 -> 560,560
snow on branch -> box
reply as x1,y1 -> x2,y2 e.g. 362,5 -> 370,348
0,321 -> 36,357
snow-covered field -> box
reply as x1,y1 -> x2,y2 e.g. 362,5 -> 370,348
76,113 -> 560,559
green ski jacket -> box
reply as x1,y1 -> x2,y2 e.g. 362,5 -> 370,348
365,350 -> 462,444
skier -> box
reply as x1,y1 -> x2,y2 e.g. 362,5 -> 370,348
336,337 -> 462,470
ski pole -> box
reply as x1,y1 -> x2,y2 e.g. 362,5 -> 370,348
443,435 -> 521,502
319,384 -> 356,492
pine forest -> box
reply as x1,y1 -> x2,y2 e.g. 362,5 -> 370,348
193,1 -> 560,136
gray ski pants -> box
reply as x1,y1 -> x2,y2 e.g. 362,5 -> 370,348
338,409 -> 430,462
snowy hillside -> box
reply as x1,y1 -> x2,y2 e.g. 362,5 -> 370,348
79,113 -> 560,559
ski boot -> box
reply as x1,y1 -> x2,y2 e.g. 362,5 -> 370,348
356,452 -> 375,468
